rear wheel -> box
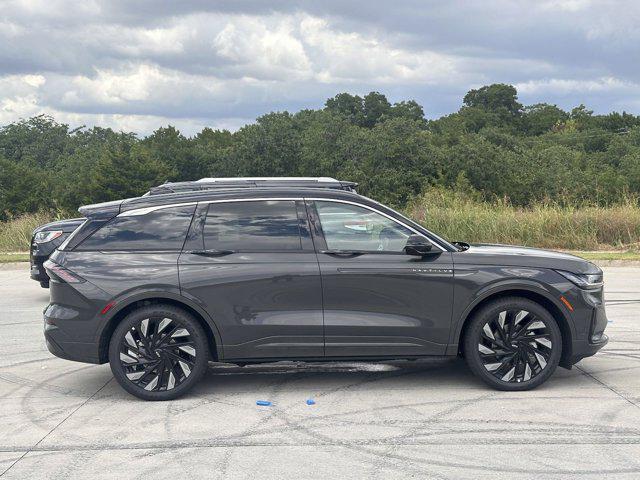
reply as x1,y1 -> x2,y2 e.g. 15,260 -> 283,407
108,304 -> 210,400
463,297 -> 562,391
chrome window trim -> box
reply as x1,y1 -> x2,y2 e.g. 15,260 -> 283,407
306,197 -> 446,253
119,196 -> 446,252
118,202 -> 198,217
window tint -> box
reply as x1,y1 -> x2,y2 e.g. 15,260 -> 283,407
78,205 -> 195,251
315,201 -> 412,252
204,200 -> 302,251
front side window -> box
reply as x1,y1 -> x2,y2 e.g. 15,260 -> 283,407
204,200 -> 302,251
78,205 -> 195,251
315,201 -> 412,252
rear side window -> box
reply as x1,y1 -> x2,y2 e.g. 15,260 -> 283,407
78,205 -> 195,251
204,200 -> 301,251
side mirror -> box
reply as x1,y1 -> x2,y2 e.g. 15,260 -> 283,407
404,235 -> 434,256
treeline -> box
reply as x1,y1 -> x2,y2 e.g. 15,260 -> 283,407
2,83 -> 640,221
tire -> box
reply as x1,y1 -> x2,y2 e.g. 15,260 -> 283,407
463,297 -> 562,391
108,304 -> 210,400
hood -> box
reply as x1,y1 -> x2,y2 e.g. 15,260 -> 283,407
456,243 -> 600,275
33,217 -> 85,234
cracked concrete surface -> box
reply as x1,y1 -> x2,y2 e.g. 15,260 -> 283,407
0,265 -> 639,479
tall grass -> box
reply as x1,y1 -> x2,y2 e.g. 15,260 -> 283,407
0,213 -> 56,251
3,192 -> 640,252
406,188 -> 640,251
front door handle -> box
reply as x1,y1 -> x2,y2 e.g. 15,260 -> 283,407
320,250 -> 365,258
189,249 -> 235,257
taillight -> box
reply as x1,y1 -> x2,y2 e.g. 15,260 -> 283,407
43,260 -> 85,284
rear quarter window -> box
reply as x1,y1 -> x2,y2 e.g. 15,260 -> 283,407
77,205 -> 195,251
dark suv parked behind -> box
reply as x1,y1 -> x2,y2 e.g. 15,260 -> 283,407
31,218 -> 85,287
43,177 -> 608,400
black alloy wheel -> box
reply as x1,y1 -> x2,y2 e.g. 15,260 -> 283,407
464,297 -> 562,391
109,305 -> 209,400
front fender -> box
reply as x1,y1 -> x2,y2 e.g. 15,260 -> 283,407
448,272 -> 575,353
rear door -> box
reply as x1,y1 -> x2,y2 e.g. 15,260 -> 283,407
178,198 -> 324,360
308,199 -> 454,357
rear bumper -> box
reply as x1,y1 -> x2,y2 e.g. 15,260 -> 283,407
43,307 -> 102,364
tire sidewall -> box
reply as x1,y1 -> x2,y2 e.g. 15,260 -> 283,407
108,305 -> 210,401
464,298 -> 562,391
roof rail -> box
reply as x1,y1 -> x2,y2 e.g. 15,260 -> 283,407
147,177 -> 358,195
196,177 -> 340,183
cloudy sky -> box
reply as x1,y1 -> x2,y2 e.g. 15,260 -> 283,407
1,0 -> 639,135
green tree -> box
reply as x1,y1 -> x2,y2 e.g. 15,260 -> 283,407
463,84 -> 523,117
362,92 -> 391,127
0,156 -> 52,220
89,143 -> 173,203
522,103 -> 568,135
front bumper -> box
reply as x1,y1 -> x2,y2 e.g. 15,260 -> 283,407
30,255 -> 49,283
566,295 -> 609,365
569,334 -> 608,365
30,234 -> 69,284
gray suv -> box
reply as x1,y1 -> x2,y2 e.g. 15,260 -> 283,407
43,177 -> 608,400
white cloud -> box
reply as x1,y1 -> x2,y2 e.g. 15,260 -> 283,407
213,17 -> 312,81
0,1 -> 639,133
0,74 -> 45,121
67,64 -> 171,105
299,16 -> 457,84
515,77 -> 637,95
538,0 -> 592,12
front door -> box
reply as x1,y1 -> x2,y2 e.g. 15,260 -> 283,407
308,199 -> 454,357
179,199 -> 324,360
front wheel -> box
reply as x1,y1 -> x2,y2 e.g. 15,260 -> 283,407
463,297 -> 562,391
108,304 -> 210,400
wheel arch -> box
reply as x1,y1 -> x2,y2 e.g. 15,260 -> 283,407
97,292 -> 223,364
455,288 -> 574,368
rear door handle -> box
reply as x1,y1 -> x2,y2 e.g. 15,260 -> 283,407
189,249 -> 235,257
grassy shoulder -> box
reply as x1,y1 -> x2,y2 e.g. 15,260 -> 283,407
0,212 -> 53,252
566,251 -> 640,261
0,253 -> 30,263
3,190 -> 640,262
406,187 -> 640,251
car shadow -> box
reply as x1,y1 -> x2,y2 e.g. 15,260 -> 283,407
193,357 -> 483,394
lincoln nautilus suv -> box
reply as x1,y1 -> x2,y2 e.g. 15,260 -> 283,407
43,177 -> 608,400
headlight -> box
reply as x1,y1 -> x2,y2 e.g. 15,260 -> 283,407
556,270 -> 603,289
34,230 -> 63,244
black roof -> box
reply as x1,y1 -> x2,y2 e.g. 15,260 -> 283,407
79,186 -> 362,217
80,178 -> 356,217
122,187 -> 363,212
